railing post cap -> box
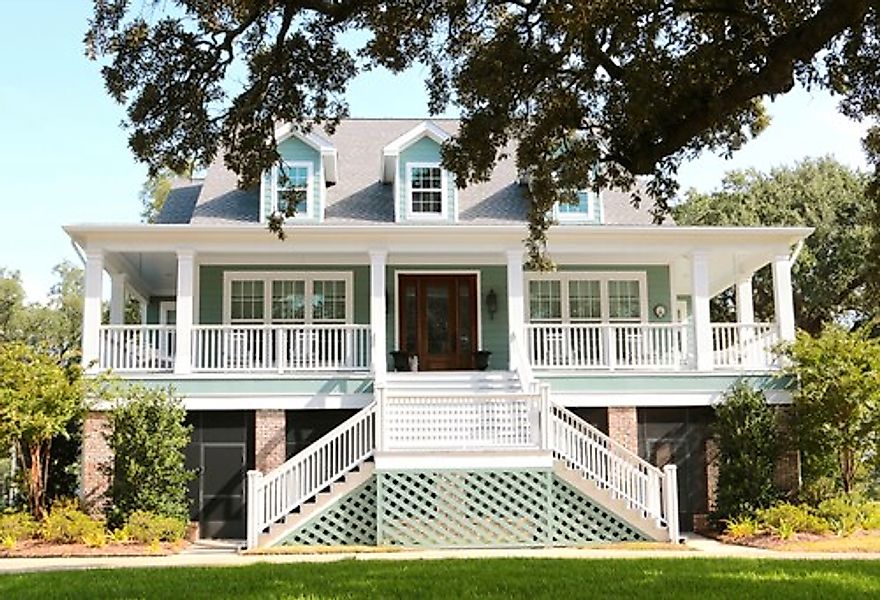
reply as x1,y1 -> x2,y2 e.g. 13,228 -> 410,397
663,463 -> 677,474
247,469 -> 263,478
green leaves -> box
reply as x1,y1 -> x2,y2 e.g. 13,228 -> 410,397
786,326 -> 880,494
86,2 -> 880,262
712,383 -> 781,522
105,384 -> 193,526
674,158 -> 875,333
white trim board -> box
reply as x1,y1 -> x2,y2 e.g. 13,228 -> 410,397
552,390 -> 793,407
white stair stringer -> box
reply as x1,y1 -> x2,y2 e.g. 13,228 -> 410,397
552,461 -> 668,541
258,462 -> 375,547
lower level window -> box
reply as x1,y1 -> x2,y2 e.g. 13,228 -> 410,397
527,273 -> 645,323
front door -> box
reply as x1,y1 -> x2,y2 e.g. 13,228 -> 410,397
398,274 -> 478,371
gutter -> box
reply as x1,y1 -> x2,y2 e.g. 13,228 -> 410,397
790,240 -> 805,263
70,239 -> 86,266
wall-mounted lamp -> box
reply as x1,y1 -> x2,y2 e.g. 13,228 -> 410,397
486,289 -> 498,320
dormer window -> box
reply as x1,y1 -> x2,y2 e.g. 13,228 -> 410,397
407,163 -> 446,218
554,191 -> 595,222
273,161 -> 313,219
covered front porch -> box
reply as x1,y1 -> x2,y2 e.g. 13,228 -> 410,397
68,224 -> 810,378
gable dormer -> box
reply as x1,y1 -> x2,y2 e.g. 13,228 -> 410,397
260,125 -> 337,222
381,121 -> 457,223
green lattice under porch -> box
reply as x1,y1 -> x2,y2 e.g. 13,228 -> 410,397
277,468 -> 650,548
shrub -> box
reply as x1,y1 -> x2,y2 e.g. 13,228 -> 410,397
711,384 -> 780,523
817,496 -> 863,536
41,499 -> 106,544
724,516 -> 760,540
124,510 -> 186,543
81,528 -> 107,548
0,511 -> 38,543
105,385 -> 193,528
861,501 -> 880,530
756,503 -> 831,537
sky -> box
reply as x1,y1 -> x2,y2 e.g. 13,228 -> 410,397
0,1 -> 873,302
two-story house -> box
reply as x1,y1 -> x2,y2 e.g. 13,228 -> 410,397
67,119 -> 811,548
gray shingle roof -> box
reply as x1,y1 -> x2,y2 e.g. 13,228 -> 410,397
154,180 -> 201,224
179,118 -> 665,226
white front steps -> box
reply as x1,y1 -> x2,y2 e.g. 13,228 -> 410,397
384,370 -> 522,394
257,462 -> 375,547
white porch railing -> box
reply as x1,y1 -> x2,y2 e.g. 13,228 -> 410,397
380,393 -> 543,451
97,325 -> 176,372
246,403 -> 376,548
525,323 -> 690,370
191,324 -> 371,372
712,323 -> 780,369
548,403 -> 678,537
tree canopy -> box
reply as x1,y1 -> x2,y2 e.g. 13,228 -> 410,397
673,157 -> 876,334
86,1 -> 880,263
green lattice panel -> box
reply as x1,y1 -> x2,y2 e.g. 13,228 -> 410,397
278,476 -> 377,546
549,477 -> 647,543
378,470 -> 550,547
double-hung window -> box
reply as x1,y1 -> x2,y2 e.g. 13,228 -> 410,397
274,162 -> 313,219
407,163 -> 445,217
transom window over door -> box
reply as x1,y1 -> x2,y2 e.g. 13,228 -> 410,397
407,163 -> 445,217
526,273 -> 647,323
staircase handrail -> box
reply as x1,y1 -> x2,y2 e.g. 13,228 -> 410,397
510,330 -> 538,394
247,402 -> 376,548
548,402 -> 667,524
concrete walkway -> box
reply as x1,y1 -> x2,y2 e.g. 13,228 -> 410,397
1,535 -> 879,575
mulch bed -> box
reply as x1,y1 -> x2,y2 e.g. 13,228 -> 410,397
720,529 -> 880,552
0,539 -> 190,558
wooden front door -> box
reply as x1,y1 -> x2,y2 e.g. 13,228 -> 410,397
398,274 -> 478,371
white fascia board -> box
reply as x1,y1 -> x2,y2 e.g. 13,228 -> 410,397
381,120 -> 452,184
274,124 -> 338,184
551,389 -> 792,406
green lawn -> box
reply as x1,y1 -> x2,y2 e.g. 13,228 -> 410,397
2,558 -> 880,599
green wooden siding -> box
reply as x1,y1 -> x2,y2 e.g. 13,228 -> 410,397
260,136 -> 323,220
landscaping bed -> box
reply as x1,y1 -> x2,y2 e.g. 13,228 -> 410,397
0,539 -> 188,558
723,529 -> 880,553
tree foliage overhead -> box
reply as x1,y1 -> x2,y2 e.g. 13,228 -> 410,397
85,1 -> 880,264
673,157 -> 875,334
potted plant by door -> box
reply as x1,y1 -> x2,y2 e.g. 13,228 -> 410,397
390,350 -> 410,372
474,350 -> 492,371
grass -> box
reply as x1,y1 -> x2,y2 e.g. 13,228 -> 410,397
3,558 -> 880,599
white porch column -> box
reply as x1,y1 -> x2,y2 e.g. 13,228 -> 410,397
506,249 -> 525,370
772,253 -> 796,341
109,272 -> 127,325
174,249 -> 196,375
735,276 -> 755,325
690,251 -> 713,371
82,249 -> 105,373
369,250 -> 388,383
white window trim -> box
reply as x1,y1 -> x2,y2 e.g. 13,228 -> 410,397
223,271 -> 354,325
270,161 -> 315,221
405,162 -> 448,220
553,190 -> 596,222
525,271 -> 648,324
158,301 -> 177,325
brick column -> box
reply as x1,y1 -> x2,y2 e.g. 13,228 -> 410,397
705,437 -> 720,514
255,410 -> 287,472
608,407 -> 639,454
81,411 -> 112,515
774,406 -> 801,495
